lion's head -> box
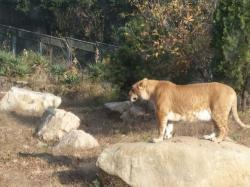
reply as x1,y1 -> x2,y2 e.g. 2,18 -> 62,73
129,78 -> 150,102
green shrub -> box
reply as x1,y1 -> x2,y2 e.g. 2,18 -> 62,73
107,0 -> 215,92
0,51 -> 24,76
20,50 -> 48,68
63,66 -> 81,85
213,0 -> 250,93
87,62 -> 108,81
0,50 -> 50,77
50,63 -> 67,76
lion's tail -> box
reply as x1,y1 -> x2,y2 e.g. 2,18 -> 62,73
231,95 -> 250,128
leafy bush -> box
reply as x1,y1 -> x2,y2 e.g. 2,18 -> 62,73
0,51 -> 31,77
213,0 -> 250,93
21,50 -> 48,68
87,62 -> 108,81
107,0 -> 216,91
63,66 -> 81,85
50,63 -> 67,75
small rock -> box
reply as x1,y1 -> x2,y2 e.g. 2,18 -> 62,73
120,105 -> 147,122
120,111 -> 131,122
104,101 -> 131,113
22,144 -> 30,149
0,91 -> 6,100
37,109 -> 80,143
53,130 -> 99,157
36,141 -> 48,148
129,105 -> 146,117
0,87 -> 61,116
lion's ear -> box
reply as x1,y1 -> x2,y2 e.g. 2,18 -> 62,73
138,79 -> 147,90
138,82 -> 143,90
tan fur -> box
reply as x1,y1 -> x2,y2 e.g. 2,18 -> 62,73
129,78 -> 249,143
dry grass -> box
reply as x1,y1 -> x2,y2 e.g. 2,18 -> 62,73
0,106 -> 250,186
0,73 -> 250,186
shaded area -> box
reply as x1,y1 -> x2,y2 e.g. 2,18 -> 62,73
55,162 -> 98,185
18,152 -> 99,186
18,152 -> 75,167
7,112 -> 41,128
1,100 -> 250,187
76,106 -> 156,136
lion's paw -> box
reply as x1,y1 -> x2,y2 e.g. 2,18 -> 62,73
152,137 -> 164,143
211,137 -> 223,143
203,132 -> 216,141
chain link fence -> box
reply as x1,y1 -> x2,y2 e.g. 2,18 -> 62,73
0,24 -> 117,68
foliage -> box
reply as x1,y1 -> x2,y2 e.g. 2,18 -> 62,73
107,0 -> 216,90
20,50 -> 48,68
0,0 -> 134,43
63,66 -> 81,85
0,49 -> 81,84
87,62 -> 108,81
0,50 -> 50,77
0,51 -> 31,76
50,63 -> 67,76
213,0 -> 250,92
1,0 -> 249,99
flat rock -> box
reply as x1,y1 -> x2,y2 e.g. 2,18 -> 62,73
105,101 -> 147,122
37,109 -> 80,142
104,101 -> 131,113
97,137 -> 250,187
0,87 -> 61,116
53,130 -> 99,157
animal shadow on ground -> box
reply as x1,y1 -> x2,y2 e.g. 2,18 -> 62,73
7,112 -> 41,128
18,152 -> 98,185
77,106 -> 156,136
55,162 -> 98,185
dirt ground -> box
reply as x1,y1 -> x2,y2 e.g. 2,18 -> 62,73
0,103 -> 250,187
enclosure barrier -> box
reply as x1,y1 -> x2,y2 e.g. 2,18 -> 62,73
0,24 -> 118,65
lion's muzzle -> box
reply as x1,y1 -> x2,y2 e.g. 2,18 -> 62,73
129,90 -> 138,102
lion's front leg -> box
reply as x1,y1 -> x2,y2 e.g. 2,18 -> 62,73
164,123 -> 174,139
152,111 -> 167,143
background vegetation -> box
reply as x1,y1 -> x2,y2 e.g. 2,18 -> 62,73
0,0 -> 249,104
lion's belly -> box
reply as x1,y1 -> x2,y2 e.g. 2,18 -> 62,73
167,109 -> 212,122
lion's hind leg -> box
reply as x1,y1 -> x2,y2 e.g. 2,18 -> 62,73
203,132 -> 216,141
211,113 -> 229,143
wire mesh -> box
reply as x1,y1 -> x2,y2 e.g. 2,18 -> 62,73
0,24 -> 117,70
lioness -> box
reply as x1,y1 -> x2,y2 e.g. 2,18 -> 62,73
129,78 -> 249,143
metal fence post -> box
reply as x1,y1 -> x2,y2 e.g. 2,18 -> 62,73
49,46 -> 53,63
95,43 -> 100,63
65,38 -> 72,66
39,41 -> 43,54
11,34 -> 16,56
67,46 -> 72,65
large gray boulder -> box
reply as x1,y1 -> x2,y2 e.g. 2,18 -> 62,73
0,87 -> 61,116
53,130 -> 99,157
37,109 -> 80,142
96,137 -> 250,187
